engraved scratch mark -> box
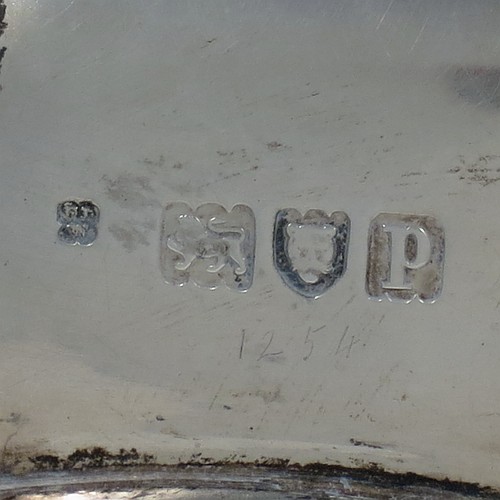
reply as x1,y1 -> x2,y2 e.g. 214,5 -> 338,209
163,298 -> 236,331
312,325 -> 326,333
42,0 -> 76,27
103,244 -> 111,313
376,0 -> 395,30
345,336 -> 360,359
239,329 -> 246,359
330,295 -> 356,323
208,383 -> 224,411
335,326 -> 350,356
224,40 -> 239,53
409,17 -> 428,52
303,325 -> 326,361
199,165 -> 259,189
303,327 -> 313,361
344,294 -> 356,307
258,331 -> 283,361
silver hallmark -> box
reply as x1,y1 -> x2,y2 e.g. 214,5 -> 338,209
273,209 -> 350,299
55,199 -> 446,302
160,202 -> 256,291
366,213 -> 445,303
56,200 -> 100,246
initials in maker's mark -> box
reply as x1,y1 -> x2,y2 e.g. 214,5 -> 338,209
56,200 -> 100,246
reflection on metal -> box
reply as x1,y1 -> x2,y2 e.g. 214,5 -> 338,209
2,0 -> 500,493
0,467 -> 494,499
273,209 -> 350,298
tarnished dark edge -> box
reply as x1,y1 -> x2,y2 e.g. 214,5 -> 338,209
0,449 -> 497,498
0,0 -> 6,81
0,464 -> 497,499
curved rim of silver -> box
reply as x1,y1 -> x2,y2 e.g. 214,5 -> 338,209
0,465 -> 496,499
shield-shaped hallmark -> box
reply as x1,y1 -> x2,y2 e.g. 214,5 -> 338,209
273,209 -> 350,298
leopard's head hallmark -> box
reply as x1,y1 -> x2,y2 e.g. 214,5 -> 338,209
274,209 -> 350,299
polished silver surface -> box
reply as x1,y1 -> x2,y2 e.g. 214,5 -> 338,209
1,0 -> 500,493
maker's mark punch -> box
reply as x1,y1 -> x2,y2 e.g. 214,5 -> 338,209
57,200 -> 100,246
